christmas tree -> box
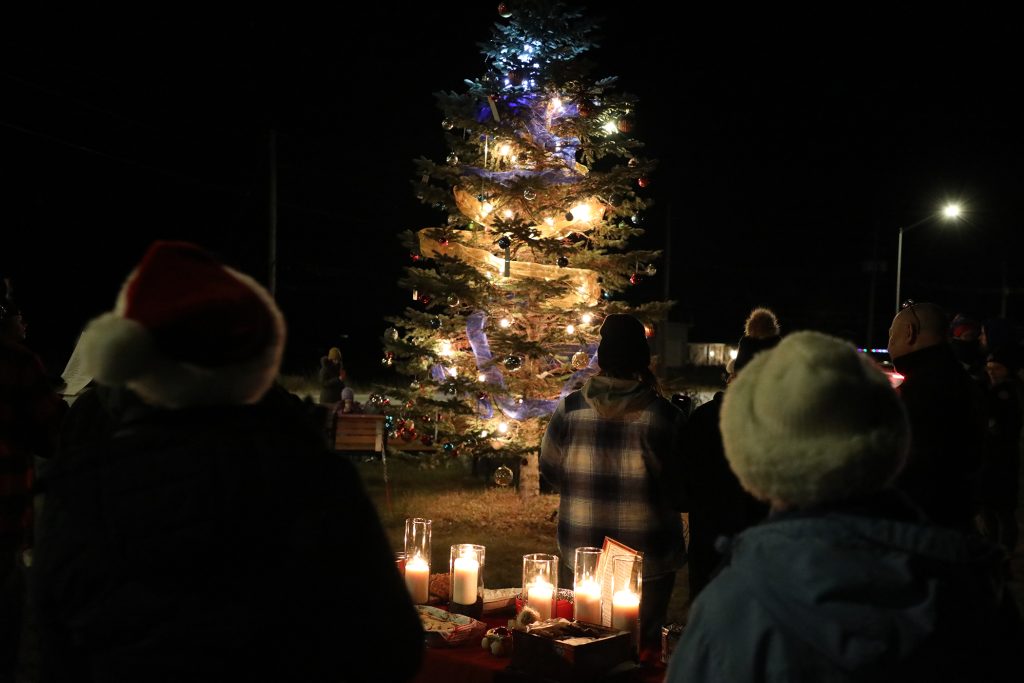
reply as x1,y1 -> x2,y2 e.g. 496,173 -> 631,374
378,0 -> 671,496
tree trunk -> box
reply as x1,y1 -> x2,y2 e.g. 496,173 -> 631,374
518,450 -> 540,499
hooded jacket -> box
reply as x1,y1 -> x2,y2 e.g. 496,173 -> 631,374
667,492 -> 1022,683
539,376 -> 686,577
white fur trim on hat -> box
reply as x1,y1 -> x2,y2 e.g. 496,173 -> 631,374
78,241 -> 286,408
720,330 -> 909,508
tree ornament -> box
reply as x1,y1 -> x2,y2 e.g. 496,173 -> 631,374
631,213 -> 642,224
429,317 -> 442,330
381,352 -> 395,366
420,435 -> 434,447
497,2 -> 512,18
630,272 -> 639,285
385,327 -> 399,341
410,252 -> 421,261
419,294 -> 432,306
617,118 -> 634,133
523,188 -> 536,200
556,255 -> 569,268
564,211 -> 574,222
442,119 -> 455,130
627,157 -> 639,168
442,442 -> 455,453
410,380 -> 421,390
446,153 -> 459,166
497,235 -> 511,249
571,350 -> 590,370
504,355 -> 524,371
493,465 -> 514,487
446,294 -> 460,307
445,382 -> 458,395
637,177 -> 650,188
646,263 -> 657,276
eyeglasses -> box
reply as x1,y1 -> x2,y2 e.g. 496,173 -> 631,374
901,299 -> 920,332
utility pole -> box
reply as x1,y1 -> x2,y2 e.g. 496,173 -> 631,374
268,128 -> 278,298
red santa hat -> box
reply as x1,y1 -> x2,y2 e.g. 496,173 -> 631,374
79,241 -> 286,408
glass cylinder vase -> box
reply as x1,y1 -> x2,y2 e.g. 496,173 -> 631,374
573,547 -> 603,625
403,518 -> 432,604
611,554 -> 643,652
522,553 -> 558,622
449,543 -> 485,618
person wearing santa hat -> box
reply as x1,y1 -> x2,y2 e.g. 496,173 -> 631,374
31,241 -> 424,682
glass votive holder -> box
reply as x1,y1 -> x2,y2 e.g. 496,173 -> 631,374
522,553 -> 558,622
611,554 -> 643,652
449,544 -> 485,618
403,518 -> 432,604
395,551 -> 407,576
573,546 -> 603,625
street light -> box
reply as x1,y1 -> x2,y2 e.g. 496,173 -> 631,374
894,202 -> 962,313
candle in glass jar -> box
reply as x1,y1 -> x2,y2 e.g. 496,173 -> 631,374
452,555 -> 479,604
527,579 -> 554,620
574,578 -> 602,624
611,589 -> 640,632
405,555 -> 430,604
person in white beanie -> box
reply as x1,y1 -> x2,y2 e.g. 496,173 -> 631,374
31,241 -> 424,682
666,331 -> 1022,683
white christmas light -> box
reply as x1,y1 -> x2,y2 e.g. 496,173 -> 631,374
581,313 -> 593,325
481,202 -> 494,217
544,217 -> 555,227
566,324 -> 575,334
500,318 -> 511,328
503,209 -> 514,219
602,121 -> 618,134
498,143 -> 512,156
729,349 -> 738,360
497,421 -> 509,434
438,340 -> 454,357
570,203 -> 592,222
478,373 -> 488,383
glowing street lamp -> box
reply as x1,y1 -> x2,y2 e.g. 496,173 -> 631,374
894,203 -> 962,313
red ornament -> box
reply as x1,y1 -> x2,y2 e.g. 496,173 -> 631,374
637,177 -> 650,188
419,294 -> 432,306
497,2 -> 512,18
577,101 -> 592,117
420,435 -> 434,446
617,118 -> 634,133
410,252 -> 421,261
629,272 -> 639,285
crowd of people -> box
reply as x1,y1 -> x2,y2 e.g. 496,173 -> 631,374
2,239 -> 1023,681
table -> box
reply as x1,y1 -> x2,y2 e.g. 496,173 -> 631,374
413,612 -> 667,683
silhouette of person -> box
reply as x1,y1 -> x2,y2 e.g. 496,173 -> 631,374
0,283 -> 64,683
31,241 -> 423,682
887,301 -> 987,529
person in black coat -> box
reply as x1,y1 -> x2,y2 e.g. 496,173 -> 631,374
888,301 -> 988,530
32,241 -> 423,683
679,307 -> 776,601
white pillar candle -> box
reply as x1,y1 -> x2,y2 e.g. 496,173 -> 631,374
405,555 -> 430,604
574,578 -> 602,624
452,555 -> 479,604
527,579 -> 554,621
611,590 -> 640,633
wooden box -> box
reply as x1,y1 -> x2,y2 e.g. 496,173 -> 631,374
509,621 -> 635,682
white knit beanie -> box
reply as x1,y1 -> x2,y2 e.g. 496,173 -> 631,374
720,330 -> 909,508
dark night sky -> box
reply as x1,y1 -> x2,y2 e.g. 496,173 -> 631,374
3,6 -> 1022,380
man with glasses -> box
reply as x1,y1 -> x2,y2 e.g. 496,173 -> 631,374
887,300 -> 987,530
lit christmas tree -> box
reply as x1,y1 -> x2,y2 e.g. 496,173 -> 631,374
378,0 -> 671,496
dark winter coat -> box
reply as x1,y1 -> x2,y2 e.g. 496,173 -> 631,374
666,492 -> 1023,683
679,392 -> 768,599
891,344 -> 987,528
318,356 -> 344,404
32,388 -> 423,683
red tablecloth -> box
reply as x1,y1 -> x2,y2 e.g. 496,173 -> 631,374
413,612 -> 667,683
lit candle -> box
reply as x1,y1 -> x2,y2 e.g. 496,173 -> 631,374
452,554 -> 479,604
574,578 -> 602,624
405,555 -> 430,604
527,579 -> 554,621
611,590 -> 640,633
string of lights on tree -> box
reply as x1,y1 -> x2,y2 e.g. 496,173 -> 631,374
373,0 -> 672,479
